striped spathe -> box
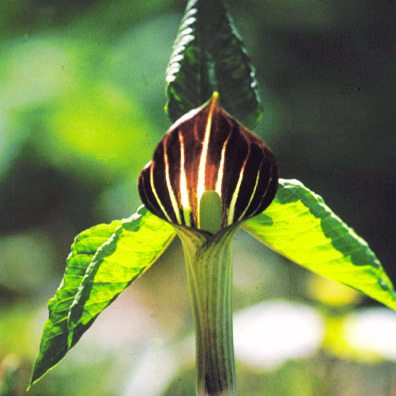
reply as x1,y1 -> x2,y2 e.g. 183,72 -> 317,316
138,93 -> 278,232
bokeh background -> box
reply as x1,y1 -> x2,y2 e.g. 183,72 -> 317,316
1,0 -> 395,395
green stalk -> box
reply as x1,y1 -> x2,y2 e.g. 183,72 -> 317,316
175,225 -> 238,396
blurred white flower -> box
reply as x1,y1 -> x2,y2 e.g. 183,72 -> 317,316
234,300 -> 325,370
343,308 -> 396,361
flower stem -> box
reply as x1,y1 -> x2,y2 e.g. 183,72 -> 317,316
175,226 -> 238,396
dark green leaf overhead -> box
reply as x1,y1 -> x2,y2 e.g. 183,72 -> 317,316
165,0 -> 263,130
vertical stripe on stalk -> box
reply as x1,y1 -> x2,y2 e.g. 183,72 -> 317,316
164,137 -> 182,224
197,93 -> 218,227
179,131 -> 192,227
150,164 -> 172,222
177,227 -> 237,396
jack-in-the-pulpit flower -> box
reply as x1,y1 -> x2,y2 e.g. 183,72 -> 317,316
29,1 -> 396,394
138,92 -> 278,234
139,92 -> 278,396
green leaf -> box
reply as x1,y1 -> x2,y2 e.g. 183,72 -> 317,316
30,206 -> 175,388
242,178 -> 396,310
67,207 -> 175,345
29,220 -> 121,388
165,0 -> 262,130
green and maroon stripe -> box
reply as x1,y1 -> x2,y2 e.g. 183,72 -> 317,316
138,93 -> 278,231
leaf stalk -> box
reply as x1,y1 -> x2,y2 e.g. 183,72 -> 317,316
175,225 -> 238,396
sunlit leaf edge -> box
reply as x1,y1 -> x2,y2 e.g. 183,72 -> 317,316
242,178 -> 396,310
29,206 -> 176,388
29,220 -> 122,388
67,206 -> 176,347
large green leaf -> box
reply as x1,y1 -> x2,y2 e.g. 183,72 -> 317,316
165,0 -> 262,130
30,206 -> 175,387
243,178 -> 396,310
67,207 -> 175,345
29,220 -> 121,388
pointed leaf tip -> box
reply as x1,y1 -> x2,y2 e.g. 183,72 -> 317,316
166,0 -> 263,129
30,209 -> 175,386
243,178 -> 396,310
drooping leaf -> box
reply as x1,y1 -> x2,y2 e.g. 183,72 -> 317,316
30,206 -> 175,387
243,178 -> 396,310
29,220 -> 121,388
67,207 -> 175,346
165,0 -> 262,130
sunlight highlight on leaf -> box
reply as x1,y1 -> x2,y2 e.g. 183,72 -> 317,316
30,207 -> 175,387
67,208 -> 175,346
243,178 -> 396,310
30,220 -> 121,387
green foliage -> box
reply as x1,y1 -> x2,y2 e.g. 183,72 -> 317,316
243,179 -> 396,310
29,220 -> 121,387
23,0 -> 395,393
0,234 -> 56,295
165,0 -> 263,129
30,207 -> 175,387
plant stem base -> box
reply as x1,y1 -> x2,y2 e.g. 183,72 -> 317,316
175,226 -> 238,396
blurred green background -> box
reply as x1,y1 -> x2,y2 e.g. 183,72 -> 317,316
1,0 -> 395,395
